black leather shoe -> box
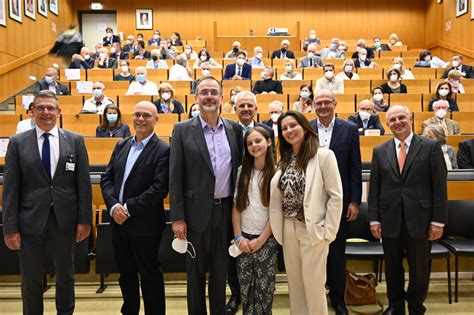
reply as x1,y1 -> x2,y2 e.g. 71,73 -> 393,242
226,296 -> 241,314
333,304 -> 349,315
382,306 -> 406,315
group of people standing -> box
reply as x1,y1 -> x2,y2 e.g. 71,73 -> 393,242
2,75 -> 448,315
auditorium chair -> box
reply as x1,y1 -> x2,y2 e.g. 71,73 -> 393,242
61,114 -> 100,137
118,95 -> 153,114
87,69 -> 114,82
402,79 -> 431,94
59,69 -> 86,81
411,68 -> 437,79
0,114 -> 21,137
357,68 -> 384,80
302,68 -> 324,80
422,93 -> 436,111
147,69 -> 169,82
256,94 -> 288,113
103,81 -> 130,96
413,112 -> 436,134
222,80 -> 251,96
389,93 -> 423,112
281,80 -> 311,94
401,50 -> 423,59
456,94 -> 474,111
335,94 -> 357,113
155,114 -> 180,137
84,138 -> 121,165
344,80 -> 371,94
162,80 -> 191,95
56,95 -> 85,114
379,50 -> 402,59
452,112 -> 474,133
391,45 -> 408,52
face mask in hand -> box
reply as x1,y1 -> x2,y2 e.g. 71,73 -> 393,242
172,237 -> 196,258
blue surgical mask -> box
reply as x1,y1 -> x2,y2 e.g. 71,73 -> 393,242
330,43 -> 338,50
260,71 -> 267,79
45,76 -> 53,84
285,65 -> 293,73
107,113 -> 118,123
93,89 -> 103,98
191,111 -> 200,118
300,91 -> 310,99
137,74 -> 146,83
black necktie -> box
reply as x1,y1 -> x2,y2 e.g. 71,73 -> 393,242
42,133 -> 51,179
309,58 -> 313,67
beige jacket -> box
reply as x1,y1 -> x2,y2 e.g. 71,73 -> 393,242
269,148 -> 343,245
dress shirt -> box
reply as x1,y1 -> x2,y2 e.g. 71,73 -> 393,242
146,60 -> 168,69
36,125 -> 59,179
315,77 -> 344,94
126,81 -> 158,95
48,84 -> 57,93
248,57 -> 265,68
238,120 -> 255,135
169,64 -> 192,81
16,118 -> 35,134
200,116 -> 232,198
82,96 -> 115,114
316,117 -> 335,148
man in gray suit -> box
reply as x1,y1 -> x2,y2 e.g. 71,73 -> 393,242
299,44 -> 323,68
170,76 -> 243,314
2,90 -> 92,315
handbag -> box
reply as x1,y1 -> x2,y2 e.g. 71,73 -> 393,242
345,271 -> 383,315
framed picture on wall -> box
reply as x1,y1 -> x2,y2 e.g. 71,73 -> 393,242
136,8 -> 153,30
38,0 -> 46,17
49,0 -> 57,16
0,0 -> 7,26
25,0 -> 35,20
456,0 -> 468,17
9,0 -> 22,22
472,0 -> 474,19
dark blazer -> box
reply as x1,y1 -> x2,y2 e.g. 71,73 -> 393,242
169,116 -> 243,232
354,59 -> 373,68
427,98 -> 459,112
123,44 -> 137,53
2,128 -> 92,235
97,57 -> 118,69
102,35 -> 120,46
380,82 -> 407,94
351,47 -> 375,59
223,63 -> 252,80
132,50 -> 152,60
69,58 -> 95,70
441,65 -> 473,79
310,117 -> 362,208
34,80 -> 70,96
111,52 -> 129,60
271,49 -> 295,59
348,113 -> 385,135
261,119 -> 274,128
457,138 -> 474,169
368,134 -> 447,238
100,134 -> 170,236
252,79 -> 283,94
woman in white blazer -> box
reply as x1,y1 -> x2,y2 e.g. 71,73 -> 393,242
270,110 -> 343,315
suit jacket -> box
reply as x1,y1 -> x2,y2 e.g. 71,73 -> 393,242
132,50 -> 152,60
261,119 -> 274,128
351,48 -> 375,60
269,149 -> 343,245
111,52 -> 129,60
100,134 -> 170,236
34,80 -> 70,95
368,134 -> 448,238
97,57 -> 118,69
223,63 -> 252,80
169,116 -> 243,232
2,128 -> 92,235
310,118 -> 362,208
421,117 -> 460,136
299,56 -> 323,68
348,113 -> 385,135
271,49 -> 295,59
457,139 -> 474,169
102,35 -> 120,46
354,59 -> 373,68
69,58 -> 95,69
441,64 -> 473,79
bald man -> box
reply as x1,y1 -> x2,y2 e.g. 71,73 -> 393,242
101,101 -> 170,315
34,67 -> 70,95
348,99 -> 385,135
81,81 -> 115,114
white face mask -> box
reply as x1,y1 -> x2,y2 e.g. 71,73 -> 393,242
200,55 -> 207,62
228,242 -> 242,258
201,69 -> 210,76
161,92 -> 171,100
392,63 -> 401,69
451,60 -> 459,68
344,65 -> 353,73
435,109 -> 447,119
185,48 -> 192,54
84,54 -> 90,60
324,70 -> 334,79
307,52 -> 314,58
424,56 -> 431,61
359,54 -> 367,61
310,34 -> 316,40
153,34 -> 160,39
256,52 -> 263,59
236,58 -> 246,66
390,74 -> 399,82
373,94 -> 384,102
359,110 -> 371,121
106,32 -> 113,38
438,88 -> 449,97
171,237 -> 196,258
121,65 -> 129,72
271,113 -> 280,123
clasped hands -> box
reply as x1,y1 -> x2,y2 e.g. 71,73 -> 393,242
237,237 -> 263,253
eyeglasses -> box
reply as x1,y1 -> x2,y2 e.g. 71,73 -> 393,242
35,105 -> 58,112
197,89 -> 220,97
314,100 -> 335,106
132,112 -> 153,119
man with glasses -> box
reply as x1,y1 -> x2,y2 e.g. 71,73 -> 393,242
101,101 -> 170,315
315,63 -> 344,95
309,89 -> 362,315
170,76 -> 244,314
223,51 -> 252,80
2,90 -> 92,315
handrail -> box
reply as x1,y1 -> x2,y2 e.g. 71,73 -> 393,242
425,40 -> 474,59
0,44 -> 54,76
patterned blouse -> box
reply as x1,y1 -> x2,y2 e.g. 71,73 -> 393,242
279,155 -> 306,221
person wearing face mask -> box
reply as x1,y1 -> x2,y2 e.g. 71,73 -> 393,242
388,33 -> 403,47
225,41 -> 246,59
262,100 -> 285,137
102,27 -> 120,46
380,68 -> 407,94
169,54 -> 193,81
414,50 -> 449,69
271,39 -> 295,59
372,36 -> 391,52
303,29 -> 321,51
350,39 -> 375,59
110,42 -> 129,61
146,49 -> 169,69
299,44 -> 323,68
222,86 -> 244,113
132,40 -> 152,60
123,35 -> 137,53
96,104 -> 131,138
354,48 -> 378,68
147,30 -> 161,47
191,63 -> 213,94
392,57 -> 415,80
348,99 -> 385,136
114,61 -> 136,82
422,125 -> 458,170
252,67 -> 283,94
180,44 -> 198,60
170,32 -> 183,46
247,46 -> 266,69
69,46 -> 95,69
193,48 -> 221,68
319,38 -> 341,59
152,83 -> 184,114
223,51 -> 252,80
441,54 -> 473,79
293,84 -> 315,113
427,82 -> 459,112
126,66 -> 159,95
371,86 -> 389,113
280,59 -> 302,80
336,59 -> 360,80
82,81 -> 115,114
34,67 -> 70,95
187,103 -> 200,119
315,64 -> 344,95
97,48 -> 118,69
445,70 -> 465,94
422,100 -> 461,136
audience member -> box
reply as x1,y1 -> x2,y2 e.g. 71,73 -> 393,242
191,62 -> 212,94
50,24 -> 84,66
372,36 -> 391,51
292,83 -> 315,113
270,110 -> 343,314
222,86 -> 244,113
123,35 -> 138,53
96,48 -> 118,69
299,44 -> 323,68
392,57 -> 414,80
95,104 -> 131,138
170,32 -> 183,46
252,67 -> 283,94
319,38 -> 343,59
132,41 -> 151,60
16,103 -> 35,134
34,67 -> 70,95
280,59 -> 302,80
110,42 -> 128,61
188,103 -> 200,119
348,99 -> 385,135
126,67 -> 158,95
169,54 -> 192,81
336,59 -> 360,80
136,33 -> 144,42
92,43 -> 103,60
82,81 -> 115,114
69,47 -> 94,69
354,48 -> 378,68
422,100 -> 461,136
414,50 -> 449,68
223,51 -> 252,80
457,138 -> 474,169
114,60 -> 136,82
445,70 -> 465,94
271,40 -> 295,59
225,41 -> 245,59
315,63 -> 344,95
147,29 -> 161,47
158,39 -> 176,59
422,125 -> 458,169
303,29 -> 321,50
194,48 -> 222,68
380,68 -> 407,94
441,54 -> 473,79
247,46 -> 266,69
371,86 -> 389,112
153,82 -> 185,114
427,82 -> 459,111
102,27 -> 120,46
262,100 -> 285,137
146,49 -> 169,69
181,44 -> 198,60
388,33 -> 403,47
351,38 -> 375,59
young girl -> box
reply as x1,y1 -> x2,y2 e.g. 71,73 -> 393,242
232,127 -> 277,314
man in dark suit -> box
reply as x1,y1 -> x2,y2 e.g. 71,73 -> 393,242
96,48 -> 118,69
223,51 -> 252,80
252,67 -> 283,95
261,100 -> 285,137
2,90 -> 92,315
100,101 -> 170,315
110,42 -> 129,61
170,76 -> 243,314
310,89 -> 362,315
368,104 -> 447,315
132,41 -> 151,60
441,54 -> 473,79
102,27 -> 120,46
69,47 -> 95,69
457,138 -> 474,169
351,38 -> 375,59
348,99 -> 385,135
271,39 -> 295,59
34,68 -> 70,96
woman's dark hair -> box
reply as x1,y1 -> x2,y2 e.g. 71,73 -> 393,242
277,110 -> 319,171
386,68 -> 401,80
299,83 -> 314,100
235,127 -> 276,211
435,81 -> 454,100
100,104 -> 122,129
198,49 -> 211,60
419,50 -> 432,61
188,103 -> 199,119
173,32 -> 181,40
372,86 -> 383,95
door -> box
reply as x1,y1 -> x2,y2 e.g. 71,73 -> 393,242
80,12 -> 118,51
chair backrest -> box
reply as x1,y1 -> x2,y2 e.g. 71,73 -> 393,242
444,200 -> 474,238
389,93 -> 423,112
357,68 -> 384,80
344,80 -> 372,94
61,114 -> 100,137
456,94 -> 474,111
347,203 -> 378,241
0,114 -> 21,137
84,138 -> 121,164
87,69 -> 114,82
281,80 -> 311,94
452,111 -> 474,133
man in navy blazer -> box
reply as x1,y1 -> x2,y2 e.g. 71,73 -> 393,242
310,89 -> 362,315
348,99 -> 385,135
223,51 -> 252,80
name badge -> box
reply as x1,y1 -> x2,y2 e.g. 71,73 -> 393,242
66,162 -> 75,172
